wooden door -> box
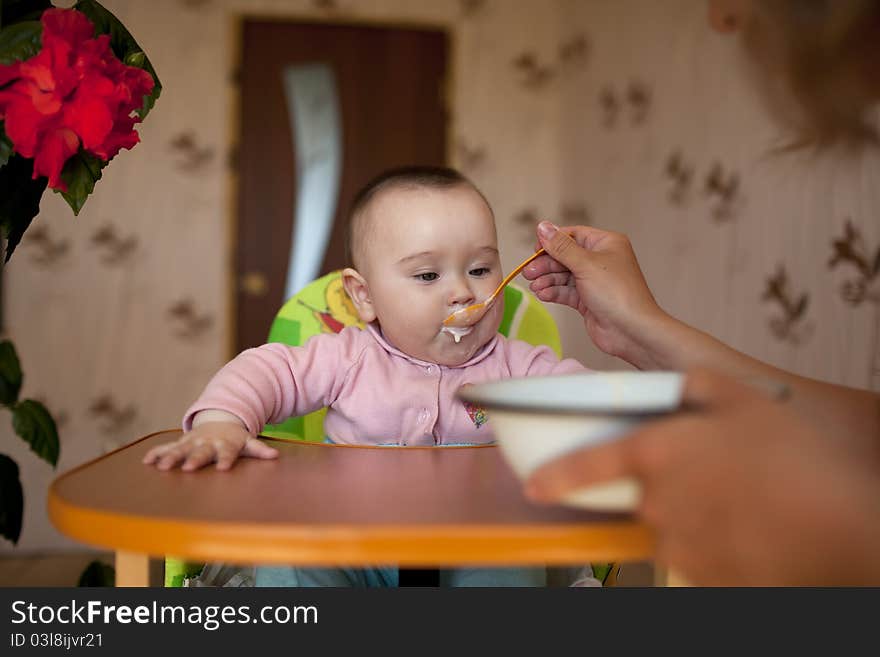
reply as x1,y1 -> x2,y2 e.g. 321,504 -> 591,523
235,20 -> 449,353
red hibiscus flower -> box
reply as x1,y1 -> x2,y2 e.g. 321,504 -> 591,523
0,8 -> 154,191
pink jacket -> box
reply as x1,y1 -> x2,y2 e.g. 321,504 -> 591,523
183,324 -> 587,446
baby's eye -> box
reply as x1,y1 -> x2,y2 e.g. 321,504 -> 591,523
416,272 -> 439,282
469,267 -> 491,277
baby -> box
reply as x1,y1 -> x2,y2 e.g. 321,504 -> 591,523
144,166 -> 591,586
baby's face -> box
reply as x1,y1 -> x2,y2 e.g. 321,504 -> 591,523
357,185 -> 503,366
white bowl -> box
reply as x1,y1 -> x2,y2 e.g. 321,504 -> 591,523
458,371 -> 685,511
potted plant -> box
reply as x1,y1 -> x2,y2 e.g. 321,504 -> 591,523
0,0 -> 161,571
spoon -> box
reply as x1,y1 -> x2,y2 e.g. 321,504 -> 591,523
442,248 -> 546,328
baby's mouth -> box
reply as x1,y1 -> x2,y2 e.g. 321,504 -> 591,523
441,304 -> 477,343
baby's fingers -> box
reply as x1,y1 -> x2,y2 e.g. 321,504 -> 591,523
143,441 -> 186,468
143,433 -> 273,472
214,440 -> 249,471
154,443 -> 192,471
181,443 -> 221,472
142,444 -> 166,465
241,437 -> 280,461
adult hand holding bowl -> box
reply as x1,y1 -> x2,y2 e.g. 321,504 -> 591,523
457,371 -> 686,512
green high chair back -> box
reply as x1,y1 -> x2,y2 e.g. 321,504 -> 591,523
165,271 -> 612,586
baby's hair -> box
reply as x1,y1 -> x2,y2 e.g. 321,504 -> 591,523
345,165 -> 492,270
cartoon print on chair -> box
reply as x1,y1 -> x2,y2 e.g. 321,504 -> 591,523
297,277 -> 362,334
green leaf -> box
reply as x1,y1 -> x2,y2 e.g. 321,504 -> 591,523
0,123 -> 12,168
0,340 -> 23,406
0,454 -> 23,544
73,0 -> 162,118
0,1 -> 51,30
12,399 -> 59,467
0,154 -> 47,262
78,560 -> 115,587
57,151 -> 105,215
0,19 -> 42,65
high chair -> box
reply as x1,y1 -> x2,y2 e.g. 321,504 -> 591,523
165,270 -> 614,586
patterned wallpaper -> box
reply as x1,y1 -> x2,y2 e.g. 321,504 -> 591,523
556,0 -> 880,391
2,0 -> 877,552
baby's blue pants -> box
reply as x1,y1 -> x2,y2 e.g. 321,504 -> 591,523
255,566 -> 546,587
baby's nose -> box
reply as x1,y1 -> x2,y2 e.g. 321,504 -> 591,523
448,283 -> 475,308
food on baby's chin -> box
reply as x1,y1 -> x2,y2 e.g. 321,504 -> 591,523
441,326 -> 473,343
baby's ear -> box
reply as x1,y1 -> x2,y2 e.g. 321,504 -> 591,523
341,268 -> 376,323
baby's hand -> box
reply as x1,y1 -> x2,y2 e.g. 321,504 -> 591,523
142,416 -> 279,471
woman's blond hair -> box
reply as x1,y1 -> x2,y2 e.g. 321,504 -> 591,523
742,0 -> 880,149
